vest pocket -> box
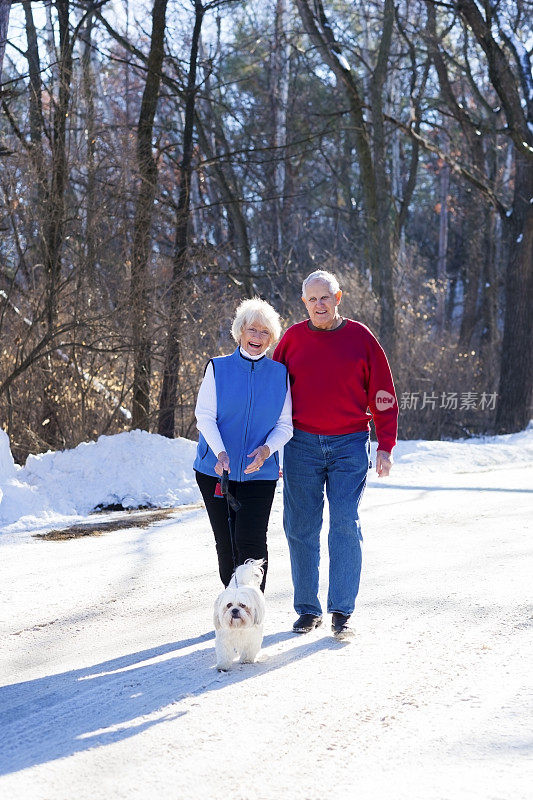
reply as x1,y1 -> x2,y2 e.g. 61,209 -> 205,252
198,441 -> 209,460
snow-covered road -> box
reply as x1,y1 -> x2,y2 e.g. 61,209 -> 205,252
1,462 -> 532,800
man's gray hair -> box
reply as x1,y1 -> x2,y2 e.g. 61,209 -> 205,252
302,270 -> 341,297
231,297 -> 282,345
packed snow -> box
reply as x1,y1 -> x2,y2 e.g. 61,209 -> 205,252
1,427 -> 532,799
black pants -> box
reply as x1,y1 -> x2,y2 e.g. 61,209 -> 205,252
195,470 -> 276,592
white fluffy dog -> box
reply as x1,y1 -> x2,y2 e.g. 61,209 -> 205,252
213,559 -> 265,671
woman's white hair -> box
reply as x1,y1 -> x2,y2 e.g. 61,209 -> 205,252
231,297 -> 282,345
302,270 -> 340,297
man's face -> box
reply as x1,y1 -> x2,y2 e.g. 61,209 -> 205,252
302,280 -> 342,330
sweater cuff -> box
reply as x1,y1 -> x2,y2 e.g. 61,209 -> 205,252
377,440 -> 396,454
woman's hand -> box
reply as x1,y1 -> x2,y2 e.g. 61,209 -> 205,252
244,445 -> 270,474
214,451 -> 230,476
376,449 -> 393,477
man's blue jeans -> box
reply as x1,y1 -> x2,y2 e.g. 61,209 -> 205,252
283,428 -> 370,617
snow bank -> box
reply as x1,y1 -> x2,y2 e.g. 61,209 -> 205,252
0,430 -> 201,529
0,429 -> 51,525
0,429 -> 16,481
392,425 -> 533,473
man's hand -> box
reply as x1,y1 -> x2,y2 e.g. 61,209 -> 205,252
244,444 -> 270,474
376,449 -> 393,478
214,451 -> 230,476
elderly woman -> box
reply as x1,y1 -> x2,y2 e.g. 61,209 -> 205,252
194,298 -> 292,591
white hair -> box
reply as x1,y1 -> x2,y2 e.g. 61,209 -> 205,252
231,297 -> 282,345
302,270 -> 341,297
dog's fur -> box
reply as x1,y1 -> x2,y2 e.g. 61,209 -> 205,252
213,559 -> 265,671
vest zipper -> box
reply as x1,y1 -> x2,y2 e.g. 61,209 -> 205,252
240,361 -> 254,480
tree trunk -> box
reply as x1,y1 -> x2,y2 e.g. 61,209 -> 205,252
436,159 -> 449,333
80,8 -> 97,281
130,0 -> 169,430
482,207 -> 500,376
0,0 -> 10,86
42,1 -> 72,454
458,199 -> 485,349
369,0 -> 395,356
269,0 -> 291,272
23,1 -> 43,149
43,0 -> 72,330
22,0 -> 46,286
495,151 -> 533,432
157,0 -> 204,438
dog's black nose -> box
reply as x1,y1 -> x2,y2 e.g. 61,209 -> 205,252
231,607 -> 241,617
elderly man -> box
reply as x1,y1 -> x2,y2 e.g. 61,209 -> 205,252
273,270 -> 397,639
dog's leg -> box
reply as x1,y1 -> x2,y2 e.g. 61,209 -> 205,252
239,625 -> 263,664
215,631 -> 236,671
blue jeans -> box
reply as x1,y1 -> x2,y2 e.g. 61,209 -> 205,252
283,428 -> 370,617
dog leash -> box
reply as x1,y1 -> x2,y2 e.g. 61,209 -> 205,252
221,469 -> 241,578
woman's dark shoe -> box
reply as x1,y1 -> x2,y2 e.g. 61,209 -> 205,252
292,613 -> 323,633
331,613 -> 354,640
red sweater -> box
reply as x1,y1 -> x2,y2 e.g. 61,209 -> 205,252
273,319 -> 398,452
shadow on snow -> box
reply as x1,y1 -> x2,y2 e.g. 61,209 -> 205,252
0,629 -> 340,775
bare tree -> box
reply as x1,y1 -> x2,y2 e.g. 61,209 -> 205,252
295,0 -> 397,357
157,0 -> 206,438
268,0 -> 291,271
426,2 -> 488,347
195,45 -> 254,293
129,0 -> 169,430
42,0 -> 73,329
426,0 -> 533,432
158,0 -> 241,438
456,0 -> 533,433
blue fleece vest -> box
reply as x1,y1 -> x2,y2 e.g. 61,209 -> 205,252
194,348 -> 288,482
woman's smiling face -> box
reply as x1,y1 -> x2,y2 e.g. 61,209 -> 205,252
240,320 -> 272,356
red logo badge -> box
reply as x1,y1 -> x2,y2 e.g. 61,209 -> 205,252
376,390 -> 396,410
